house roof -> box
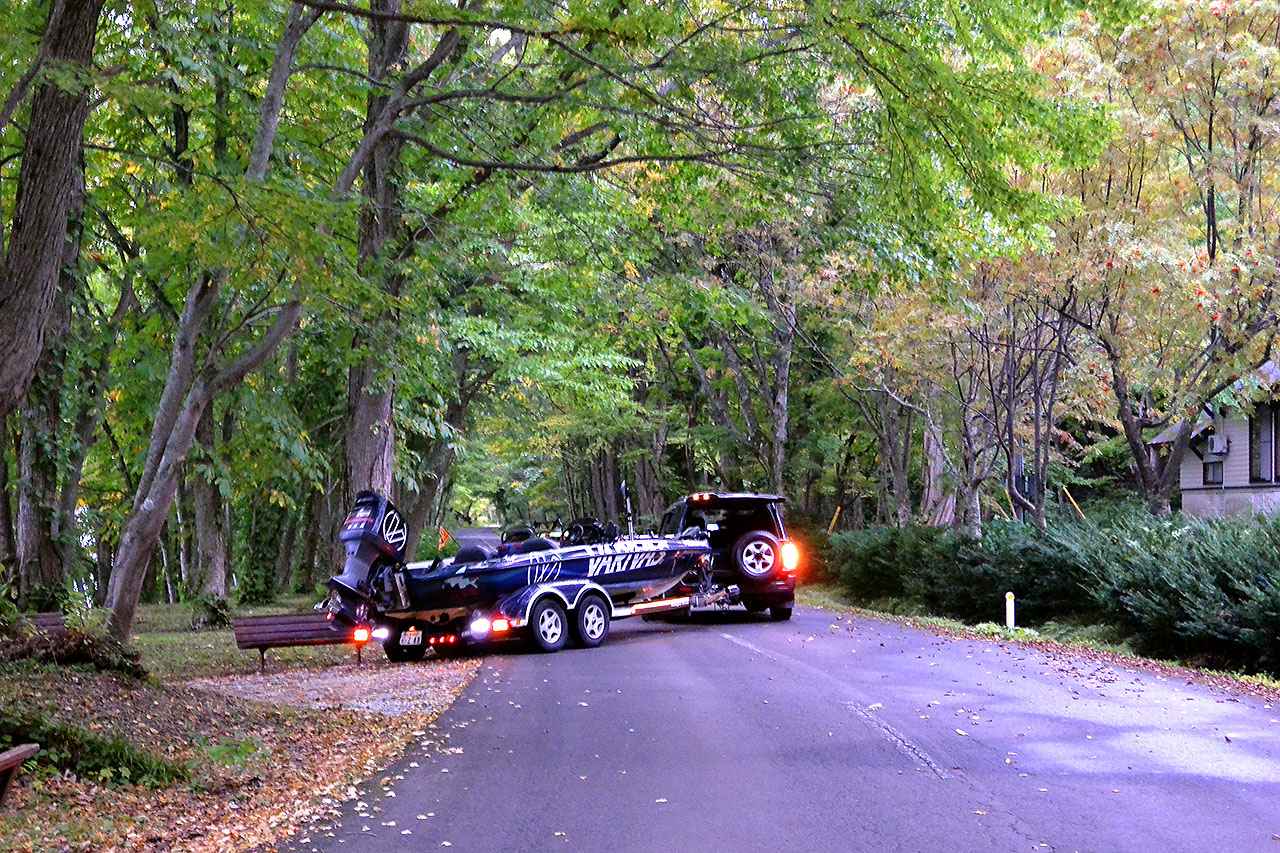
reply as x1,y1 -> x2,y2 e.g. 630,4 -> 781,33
1147,360 -> 1279,445
1149,414 -> 1211,445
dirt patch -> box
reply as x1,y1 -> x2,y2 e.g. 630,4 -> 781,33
191,659 -> 476,716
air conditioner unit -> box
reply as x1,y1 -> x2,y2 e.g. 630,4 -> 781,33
1207,434 -> 1229,456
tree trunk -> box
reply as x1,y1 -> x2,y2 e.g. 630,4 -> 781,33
176,474 -> 192,591
103,3 -> 313,640
106,386 -> 209,639
0,0 -> 106,418
919,423 -> 948,525
192,407 -> 228,599
955,484 -> 982,539
14,293 -> 69,603
0,422 -> 15,581
343,3 -> 409,502
16,422 -> 63,602
274,514 -> 299,592
345,362 -> 396,496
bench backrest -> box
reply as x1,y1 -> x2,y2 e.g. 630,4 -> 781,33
29,613 -> 67,635
231,613 -> 349,649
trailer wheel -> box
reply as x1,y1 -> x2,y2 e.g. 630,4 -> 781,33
572,593 -> 611,648
769,605 -> 793,622
530,597 -> 569,652
732,530 -> 781,580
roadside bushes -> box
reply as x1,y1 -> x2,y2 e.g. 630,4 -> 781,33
830,521 -> 1095,625
829,506 -> 1280,674
1,620 -> 147,678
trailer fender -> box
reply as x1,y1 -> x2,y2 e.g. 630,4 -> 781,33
496,580 -> 612,626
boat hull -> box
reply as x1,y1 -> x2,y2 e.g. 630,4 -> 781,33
387,537 -> 710,622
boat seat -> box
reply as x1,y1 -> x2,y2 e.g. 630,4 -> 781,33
454,544 -> 494,564
517,537 -> 559,554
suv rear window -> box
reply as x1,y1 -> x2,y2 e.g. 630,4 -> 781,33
687,505 -> 778,533
659,505 -> 684,536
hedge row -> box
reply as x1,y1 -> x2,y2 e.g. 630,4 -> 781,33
828,506 -> 1280,673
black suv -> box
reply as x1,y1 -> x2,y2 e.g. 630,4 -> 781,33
658,492 -> 797,620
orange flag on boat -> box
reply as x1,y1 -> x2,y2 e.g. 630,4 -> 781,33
438,527 -> 453,550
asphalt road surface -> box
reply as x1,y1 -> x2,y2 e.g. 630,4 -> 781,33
286,607 -> 1280,852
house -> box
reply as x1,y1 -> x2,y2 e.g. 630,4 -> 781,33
1150,362 -> 1280,518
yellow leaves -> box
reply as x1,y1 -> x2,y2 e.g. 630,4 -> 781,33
623,260 -> 640,280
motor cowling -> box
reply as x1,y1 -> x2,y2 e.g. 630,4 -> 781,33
329,491 -> 408,601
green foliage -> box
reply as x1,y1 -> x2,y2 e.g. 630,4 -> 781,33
0,582 -> 18,632
0,708 -> 187,788
829,508 -> 1280,674
195,735 -> 260,768
189,595 -> 233,631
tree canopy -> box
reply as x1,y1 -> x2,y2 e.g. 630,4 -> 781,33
5,0 -> 1266,637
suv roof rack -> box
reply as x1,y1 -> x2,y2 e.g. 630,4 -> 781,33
686,492 -> 785,503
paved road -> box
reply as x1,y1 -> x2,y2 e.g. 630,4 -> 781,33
450,527 -> 501,550
286,608 -> 1280,852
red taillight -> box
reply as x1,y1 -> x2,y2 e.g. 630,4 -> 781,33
781,542 -> 800,573
492,618 -> 510,633
353,627 -> 371,643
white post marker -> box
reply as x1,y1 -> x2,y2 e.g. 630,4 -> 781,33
1005,591 -> 1015,630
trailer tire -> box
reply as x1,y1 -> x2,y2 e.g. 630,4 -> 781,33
572,593 -> 611,648
530,597 -> 569,652
769,605 -> 793,622
732,530 -> 781,580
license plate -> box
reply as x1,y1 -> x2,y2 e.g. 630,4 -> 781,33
400,628 -> 422,646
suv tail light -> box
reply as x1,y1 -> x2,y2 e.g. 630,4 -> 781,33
780,542 -> 800,572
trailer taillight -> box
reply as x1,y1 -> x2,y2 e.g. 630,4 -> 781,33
492,617 -> 511,633
781,542 -> 800,572
352,626 -> 371,644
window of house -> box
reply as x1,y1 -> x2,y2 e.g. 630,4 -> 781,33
1204,460 -> 1224,486
1250,408 -> 1273,481
1273,403 -> 1280,483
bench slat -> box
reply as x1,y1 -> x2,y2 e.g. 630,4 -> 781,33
29,613 -> 67,634
233,614 -> 332,625
231,613 -> 354,651
235,633 -> 344,647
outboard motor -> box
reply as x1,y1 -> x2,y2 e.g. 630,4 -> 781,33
327,490 -> 407,624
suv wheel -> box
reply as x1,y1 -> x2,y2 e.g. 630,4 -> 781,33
769,605 -> 793,622
530,597 -> 569,652
572,593 -> 611,648
732,531 -> 781,580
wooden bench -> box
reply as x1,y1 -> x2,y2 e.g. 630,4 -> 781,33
29,612 -> 67,637
232,613 -> 367,672
0,744 -> 38,808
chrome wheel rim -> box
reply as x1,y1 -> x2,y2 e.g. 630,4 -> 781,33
583,602 -> 606,639
538,607 -> 563,644
742,541 -> 775,576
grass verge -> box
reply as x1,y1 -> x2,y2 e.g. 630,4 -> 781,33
797,583 -> 1280,698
